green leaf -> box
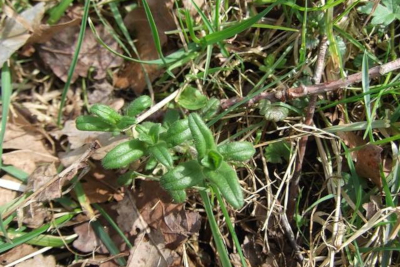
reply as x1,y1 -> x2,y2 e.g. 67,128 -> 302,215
117,171 -> 136,186
116,116 -> 137,130
164,119 -> 192,146
160,160 -> 204,190
126,95 -> 152,117
358,0 -> 400,25
200,97 -> 220,121
148,123 -> 162,144
76,116 -> 117,132
168,189 -> 187,203
204,161 -> 244,209
177,86 -> 208,110
163,109 -> 180,127
148,142 -> 173,168
200,150 -> 223,170
188,113 -> 216,159
264,141 -> 291,164
259,100 -> 289,122
217,141 -> 255,162
90,104 -> 121,125
102,140 -> 146,169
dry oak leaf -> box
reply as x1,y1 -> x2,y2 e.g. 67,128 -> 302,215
114,0 -> 176,94
0,244 -> 37,266
38,22 -> 123,83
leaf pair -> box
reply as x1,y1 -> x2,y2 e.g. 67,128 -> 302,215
76,95 -> 152,132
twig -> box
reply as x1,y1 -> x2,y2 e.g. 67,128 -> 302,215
220,57 -> 400,109
286,36 -> 329,221
1,141 -> 100,220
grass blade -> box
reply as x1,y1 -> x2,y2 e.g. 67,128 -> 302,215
212,185 -> 247,267
0,62 -> 12,168
199,189 -> 232,267
0,213 -> 74,253
57,0 -> 91,126
362,52 -> 374,141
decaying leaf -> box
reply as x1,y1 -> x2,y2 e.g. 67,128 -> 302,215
0,244 -> 37,265
38,20 -> 123,83
0,3 -> 45,66
355,144 -> 384,188
2,150 -> 58,175
23,141 -> 100,202
114,0 -> 176,94
15,254 -> 56,267
127,230 -> 181,267
0,175 -> 21,206
73,222 -> 108,253
134,181 -> 201,249
21,201 -> 50,228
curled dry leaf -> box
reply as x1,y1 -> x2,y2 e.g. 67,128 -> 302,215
73,222 -> 108,253
0,3 -> 45,66
38,19 -> 123,83
114,0 -> 176,94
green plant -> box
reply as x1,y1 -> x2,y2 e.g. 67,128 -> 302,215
76,98 -> 255,266
77,102 -> 254,209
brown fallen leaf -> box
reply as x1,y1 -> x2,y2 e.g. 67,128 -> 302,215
73,222 -> 108,253
38,19 -> 123,83
16,254 -> 56,267
114,0 -> 176,94
0,244 -> 37,265
21,201 -> 50,228
355,144 -> 384,188
2,150 -> 58,175
127,230 -> 181,267
135,181 -> 201,249
0,3 -> 45,66
0,175 -> 20,206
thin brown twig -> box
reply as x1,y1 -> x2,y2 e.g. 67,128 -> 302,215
286,36 -> 329,221
220,57 -> 400,109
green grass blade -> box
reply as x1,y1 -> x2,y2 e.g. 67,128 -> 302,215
57,0 -> 91,126
299,0 -> 307,64
91,220 -> 127,266
212,185 -> 247,267
1,165 -> 29,183
252,23 -> 299,32
334,26 -> 381,64
141,0 -> 166,64
0,62 -> 12,168
202,0 -> 283,46
88,17 -> 201,65
93,203 -> 133,249
0,213 -> 74,253
190,0 -> 229,57
199,189 -> 232,267
362,52 -> 374,141
47,0 -> 74,25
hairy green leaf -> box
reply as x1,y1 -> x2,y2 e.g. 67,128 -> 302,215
102,140 -> 146,169
160,160 -> 204,190
204,161 -> 244,209
217,141 -> 255,162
